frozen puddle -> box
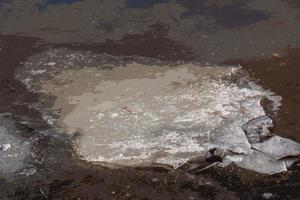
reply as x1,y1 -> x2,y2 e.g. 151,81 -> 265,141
16,50 -> 300,174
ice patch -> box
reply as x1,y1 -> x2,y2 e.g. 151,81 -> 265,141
14,50 -> 300,174
0,115 -> 31,174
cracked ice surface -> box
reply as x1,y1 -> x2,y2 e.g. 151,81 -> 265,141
15,50 -> 300,174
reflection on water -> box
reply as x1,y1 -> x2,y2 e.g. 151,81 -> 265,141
0,0 -> 10,9
177,0 -> 268,28
37,0 -> 80,11
31,0 -> 269,28
126,0 -> 170,8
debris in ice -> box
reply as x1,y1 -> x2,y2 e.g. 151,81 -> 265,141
14,49 -> 300,174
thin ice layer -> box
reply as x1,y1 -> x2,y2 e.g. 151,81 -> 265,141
18,62 -> 274,167
15,50 -> 300,174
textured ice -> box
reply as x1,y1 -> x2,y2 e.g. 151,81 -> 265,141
252,136 -> 300,159
222,135 -> 300,175
242,115 -> 273,144
222,151 -> 289,175
14,50 -> 300,174
0,115 -> 31,174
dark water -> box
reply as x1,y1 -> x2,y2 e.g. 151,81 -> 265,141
37,0 -> 80,11
177,0 -> 268,28
124,0 -> 268,28
0,0 -> 10,9
126,0 -> 170,8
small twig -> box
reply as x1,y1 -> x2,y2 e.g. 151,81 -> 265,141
40,188 -> 48,199
122,106 -> 134,114
194,162 -> 220,174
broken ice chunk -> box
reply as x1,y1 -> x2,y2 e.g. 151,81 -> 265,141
252,136 -> 300,159
0,143 -> 11,151
219,134 -> 300,175
242,115 -> 273,144
222,150 -> 288,175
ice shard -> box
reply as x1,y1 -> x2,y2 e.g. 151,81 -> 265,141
252,136 -> 300,159
242,115 -> 273,144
